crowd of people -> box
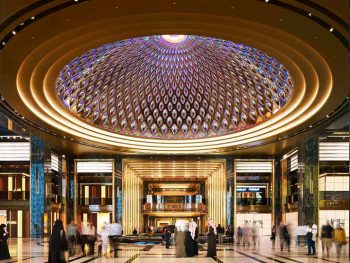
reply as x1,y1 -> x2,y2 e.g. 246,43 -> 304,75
1,217 -> 348,262
48,219 -> 123,262
234,220 -> 347,258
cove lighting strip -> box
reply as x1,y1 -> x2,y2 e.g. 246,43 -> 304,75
0,142 -> 30,161
319,142 -> 349,161
236,161 -> 273,173
77,161 -> 113,173
51,153 -> 59,172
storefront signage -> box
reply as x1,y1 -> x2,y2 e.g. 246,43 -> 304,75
236,187 -> 263,192
89,205 -> 100,212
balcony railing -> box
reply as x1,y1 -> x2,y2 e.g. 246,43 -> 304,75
0,191 -> 29,200
142,203 -> 206,213
79,197 -> 112,205
236,198 -> 270,206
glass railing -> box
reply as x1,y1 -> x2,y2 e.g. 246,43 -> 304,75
79,197 -> 112,205
142,202 -> 206,212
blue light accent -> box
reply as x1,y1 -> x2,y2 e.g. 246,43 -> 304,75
30,136 -> 45,238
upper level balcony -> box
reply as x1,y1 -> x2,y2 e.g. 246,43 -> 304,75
0,191 -> 29,200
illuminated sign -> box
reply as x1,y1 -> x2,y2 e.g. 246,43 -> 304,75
89,205 -> 100,212
236,187 -> 264,192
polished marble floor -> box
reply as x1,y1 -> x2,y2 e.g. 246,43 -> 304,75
0,236 -> 349,262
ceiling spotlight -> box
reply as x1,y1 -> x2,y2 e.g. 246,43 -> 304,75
329,27 -> 334,32
265,0 -> 269,2
1,42 -> 5,46
326,115 -> 329,118
74,0 -> 79,2
309,125 -> 312,128
31,16 -> 35,20
12,30 -> 16,35
308,13 -> 312,17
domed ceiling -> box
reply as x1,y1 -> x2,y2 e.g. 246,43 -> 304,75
55,35 -> 293,139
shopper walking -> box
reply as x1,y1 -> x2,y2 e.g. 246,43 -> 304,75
175,222 -> 186,257
321,220 -> 334,258
48,219 -> 68,263
306,223 -> 317,255
271,226 -> 276,249
165,230 -> 171,249
251,222 -> 259,247
87,222 -> 96,255
216,224 -> 224,244
0,224 -> 10,260
207,219 -> 217,258
67,220 -> 77,256
242,221 -> 251,247
333,224 -> 347,258
237,226 -> 243,245
279,223 -> 290,251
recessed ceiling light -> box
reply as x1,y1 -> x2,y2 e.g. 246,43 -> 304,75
329,27 -> 334,32
12,31 -> 16,35
31,16 -> 35,20
265,0 -> 269,2
308,13 -> 312,17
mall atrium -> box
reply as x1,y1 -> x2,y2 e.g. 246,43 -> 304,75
0,0 -> 348,262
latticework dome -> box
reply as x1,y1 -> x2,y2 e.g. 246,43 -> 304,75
56,35 -> 293,139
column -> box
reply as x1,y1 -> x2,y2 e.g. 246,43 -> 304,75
30,136 -> 45,238
298,137 -> 319,226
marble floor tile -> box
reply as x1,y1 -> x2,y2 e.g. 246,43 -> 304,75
0,236 -> 348,262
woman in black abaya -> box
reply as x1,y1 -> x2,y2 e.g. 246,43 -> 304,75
48,219 -> 68,263
206,219 -> 217,258
0,224 -> 10,259
185,230 -> 195,257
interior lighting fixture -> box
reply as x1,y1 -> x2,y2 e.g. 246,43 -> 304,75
161,34 -> 187,43
329,27 -> 334,32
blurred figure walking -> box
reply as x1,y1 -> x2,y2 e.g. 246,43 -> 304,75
333,224 -> 347,258
237,226 -> 243,245
67,220 -> 77,256
242,221 -> 250,247
321,220 -> 334,258
216,224 -> 224,244
271,226 -> 276,249
279,223 -> 290,252
251,222 -> 260,247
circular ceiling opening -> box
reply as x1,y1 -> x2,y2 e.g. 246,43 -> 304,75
55,35 -> 293,139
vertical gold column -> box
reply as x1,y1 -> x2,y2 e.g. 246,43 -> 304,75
272,160 -> 275,227
112,161 -> 115,222
206,162 -> 226,226
233,160 -> 237,232
122,162 -> 142,235
74,161 -> 77,223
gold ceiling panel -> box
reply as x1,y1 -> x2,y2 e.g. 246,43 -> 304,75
0,1 -> 345,154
